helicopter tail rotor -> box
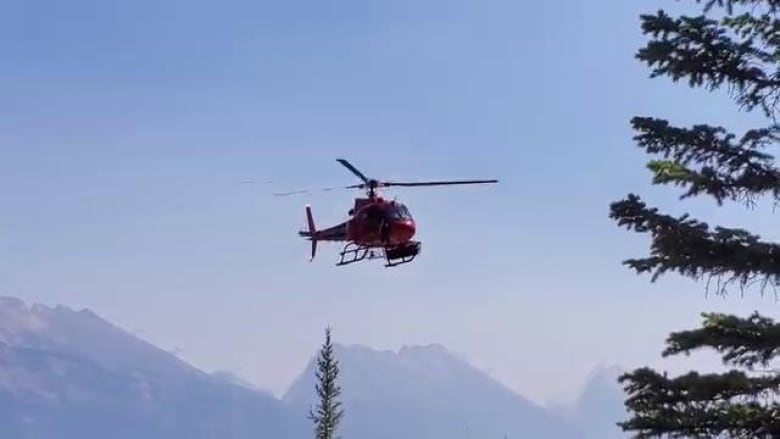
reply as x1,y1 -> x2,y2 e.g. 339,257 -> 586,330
305,204 -> 318,261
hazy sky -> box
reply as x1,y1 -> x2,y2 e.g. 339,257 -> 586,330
2,0 -> 779,404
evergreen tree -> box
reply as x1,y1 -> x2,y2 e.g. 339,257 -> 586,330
308,326 -> 344,439
609,0 -> 780,437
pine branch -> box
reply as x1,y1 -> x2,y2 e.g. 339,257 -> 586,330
694,0 -> 780,15
637,8 -> 780,115
622,368 -> 780,405
618,367 -> 780,438
609,193 -> 780,292
663,312 -> 780,369
617,312 -> 780,438
632,117 -> 780,205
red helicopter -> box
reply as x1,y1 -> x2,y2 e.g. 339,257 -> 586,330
275,159 -> 498,267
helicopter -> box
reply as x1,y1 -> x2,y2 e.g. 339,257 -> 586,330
275,159 -> 498,267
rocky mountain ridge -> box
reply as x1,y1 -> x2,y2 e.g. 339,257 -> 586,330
0,296 -> 627,438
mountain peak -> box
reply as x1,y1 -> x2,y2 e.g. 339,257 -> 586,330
0,296 -> 50,343
570,364 -> 628,439
398,342 -> 452,357
0,295 -> 306,439
0,296 -> 26,309
0,296 -> 204,377
581,364 -> 624,393
399,342 -> 447,351
284,342 -> 583,439
0,296 -> 108,330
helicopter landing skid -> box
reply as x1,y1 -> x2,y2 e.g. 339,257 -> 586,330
336,243 -> 384,267
335,241 -> 421,267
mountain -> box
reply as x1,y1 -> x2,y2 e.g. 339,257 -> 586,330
548,365 -> 628,439
1,295 -> 626,439
210,370 -> 263,391
0,296 -> 305,439
284,343 -> 585,439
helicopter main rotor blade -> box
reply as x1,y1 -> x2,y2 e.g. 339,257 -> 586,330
272,185 -> 350,196
336,158 -> 370,184
381,179 -> 498,187
237,180 -> 273,185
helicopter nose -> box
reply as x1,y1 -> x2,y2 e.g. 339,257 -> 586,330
390,219 -> 416,242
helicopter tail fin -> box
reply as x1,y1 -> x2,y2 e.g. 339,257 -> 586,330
305,204 -> 317,261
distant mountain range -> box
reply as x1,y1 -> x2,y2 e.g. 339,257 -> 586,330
0,296 -> 629,438
0,296 -> 304,439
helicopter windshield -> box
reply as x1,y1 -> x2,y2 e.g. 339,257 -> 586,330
388,203 -> 412,220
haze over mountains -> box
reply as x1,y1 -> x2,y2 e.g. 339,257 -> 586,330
0,296 -> 628,438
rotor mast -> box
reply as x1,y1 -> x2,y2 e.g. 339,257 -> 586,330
336,158 -> 378,199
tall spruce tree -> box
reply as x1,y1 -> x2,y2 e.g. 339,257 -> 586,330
609,0 -> 780,437
308,326 -> 344,439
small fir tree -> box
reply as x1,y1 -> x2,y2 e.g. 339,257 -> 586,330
308,326 -> 344,439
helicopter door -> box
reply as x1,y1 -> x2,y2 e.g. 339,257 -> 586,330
361,204 -> 386,239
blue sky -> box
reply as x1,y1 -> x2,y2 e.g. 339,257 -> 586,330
2,0 -> 778,403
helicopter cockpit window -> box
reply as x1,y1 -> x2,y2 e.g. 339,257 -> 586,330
390,203 -> 412,220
